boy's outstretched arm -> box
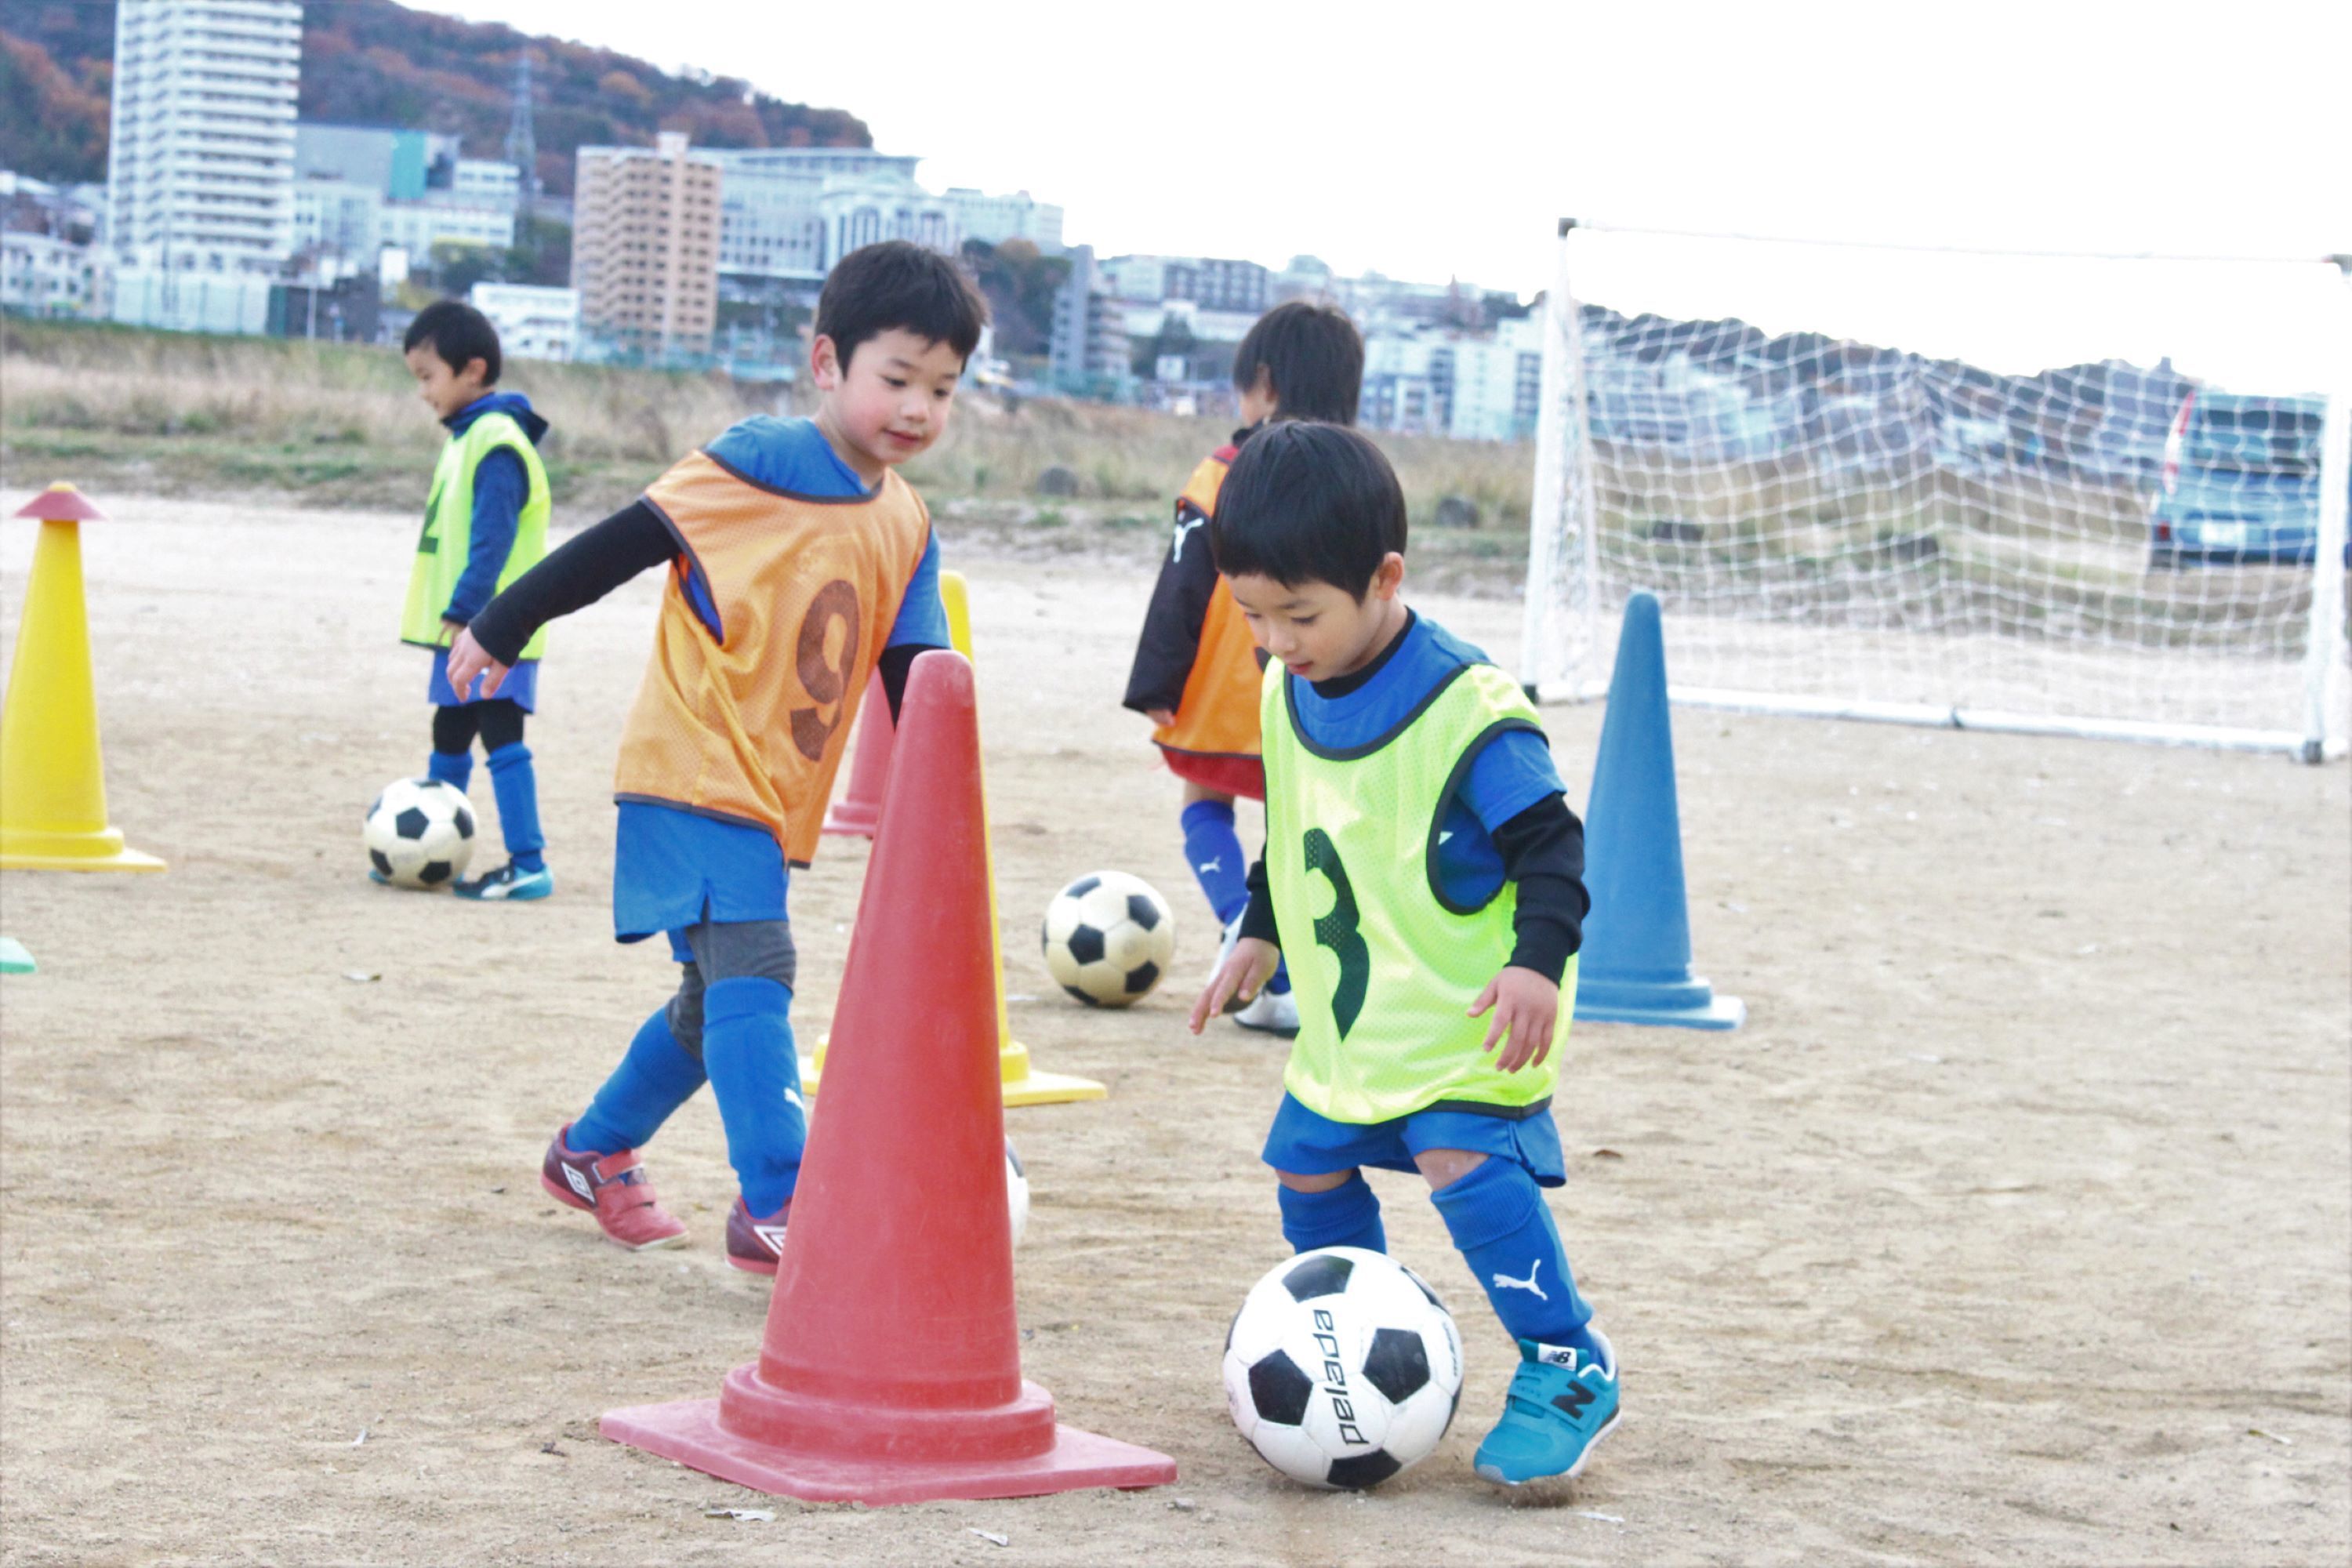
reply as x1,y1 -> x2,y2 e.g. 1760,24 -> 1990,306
1469,793 -> 1590,1073
1471,967 -> 1560,1073
1189,851 -> 1283,1032
441,447 -> 525,629
447,498 -> 677,698
1192,936 -> 1279,1033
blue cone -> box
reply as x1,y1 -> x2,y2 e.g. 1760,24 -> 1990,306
1573,592 -> 1744,1029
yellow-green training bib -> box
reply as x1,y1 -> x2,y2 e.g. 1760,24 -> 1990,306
1261,656 -> 1575,1124
399,411 -> 551,657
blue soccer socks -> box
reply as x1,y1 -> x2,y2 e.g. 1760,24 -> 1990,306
573,1005 -> 708,1156
1430,1155 -> 1592,1346
485,741 -> 545,873
1180,799 -> 1250,925
700,976 -> 807,1217
426,746 -> 473,793
1278,1172 -> 1388,1254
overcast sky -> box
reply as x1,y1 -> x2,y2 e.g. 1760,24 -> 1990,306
444,0 -> 2351,387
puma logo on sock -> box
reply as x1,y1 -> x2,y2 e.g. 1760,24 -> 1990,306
1491,1258 -> 1549,1300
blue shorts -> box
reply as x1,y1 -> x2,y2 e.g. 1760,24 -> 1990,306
1263,1091 -> 1566,1189
430,647 -> 539,712
612,800 -> 788,946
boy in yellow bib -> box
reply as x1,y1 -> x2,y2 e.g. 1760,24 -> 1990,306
397,300 -> 554,900
446,243 -> 983,1274
1189,423 -> 1617,1488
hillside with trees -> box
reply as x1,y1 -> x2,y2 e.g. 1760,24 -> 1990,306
0,0 -> 869,192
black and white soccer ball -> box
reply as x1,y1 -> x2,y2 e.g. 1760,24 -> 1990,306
1040,871 -> 1175,1007
1223,1246 -> 1465,1490
364,778 -> 476,889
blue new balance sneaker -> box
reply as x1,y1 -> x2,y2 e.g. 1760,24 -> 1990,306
1473,1329 -> 1621,1486
453,859 -> 552,902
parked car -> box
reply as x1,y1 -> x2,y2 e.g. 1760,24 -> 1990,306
2148,390 -> 2342,569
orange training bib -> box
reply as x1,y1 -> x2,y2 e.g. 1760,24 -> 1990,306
1152,452 -> 1265,761
613,449 -> 931,866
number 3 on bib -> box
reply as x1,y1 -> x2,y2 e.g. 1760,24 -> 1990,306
789,579 -> 862,761
1302,828 -> 1370,1038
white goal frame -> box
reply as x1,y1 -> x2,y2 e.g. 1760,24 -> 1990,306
1519,221 -> 2352,762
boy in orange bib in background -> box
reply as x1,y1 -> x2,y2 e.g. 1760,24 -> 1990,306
1123,302 -> 1364,1036
445,242 -> 986,1273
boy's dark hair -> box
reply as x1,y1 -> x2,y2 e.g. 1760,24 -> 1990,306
815,241 -> 989,368
1231,301 -> 1364,424
403,299 -> 503,384
1209,422 -> 1406,597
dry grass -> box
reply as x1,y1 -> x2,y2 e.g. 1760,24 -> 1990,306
0,318 -> 771,512
0,320 -> 1537,591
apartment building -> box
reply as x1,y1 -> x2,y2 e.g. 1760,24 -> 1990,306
107,0 -> 303,272
572,132 -> 721,354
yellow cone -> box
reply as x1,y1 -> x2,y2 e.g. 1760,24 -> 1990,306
805,571 -> 1104,1105
0,485 -> 163,873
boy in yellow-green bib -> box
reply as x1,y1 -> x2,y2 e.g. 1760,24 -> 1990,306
395,301 -> 553,901
1189,422 -> 1617,1489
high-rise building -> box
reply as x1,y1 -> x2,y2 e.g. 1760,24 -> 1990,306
572,132 -> 722,355
1047,245 -> 1130,394
107,0 -> 303,272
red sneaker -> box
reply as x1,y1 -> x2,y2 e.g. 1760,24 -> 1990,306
725,1196 -> 792,1275
539,1124 -> 688,1252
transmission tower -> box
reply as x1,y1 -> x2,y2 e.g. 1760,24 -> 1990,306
503,51 -> 539,204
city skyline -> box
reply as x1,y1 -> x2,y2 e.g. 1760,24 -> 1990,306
441,0 -> 2352,390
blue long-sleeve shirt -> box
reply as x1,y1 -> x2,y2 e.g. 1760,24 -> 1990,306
441,391 -> 548,626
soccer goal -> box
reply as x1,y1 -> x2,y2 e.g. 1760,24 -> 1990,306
1519,223 -> 2352,760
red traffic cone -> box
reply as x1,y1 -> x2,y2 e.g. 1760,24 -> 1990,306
602,651 -> 1177,1503
819,670 -> 891,838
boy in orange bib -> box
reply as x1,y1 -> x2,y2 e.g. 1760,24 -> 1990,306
447,242 -> 987,1273
1122,302 -> 1364,1035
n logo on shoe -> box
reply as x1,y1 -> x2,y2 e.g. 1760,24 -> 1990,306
753,1224 -> 788,1254
1551,1381 -> 1599,1421
563,1166 -> 594,1203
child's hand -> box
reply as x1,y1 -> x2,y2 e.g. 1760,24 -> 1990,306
1190,936 -> 1279,1035
1470,965 -> 1560,1073
445,626 -> 508,700
1145,707 -> 1175,727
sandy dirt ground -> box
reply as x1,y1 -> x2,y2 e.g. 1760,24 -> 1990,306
2,492 -> 2347,1567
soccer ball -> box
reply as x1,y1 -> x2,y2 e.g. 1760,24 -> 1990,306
364,778 -> 476,889
1223,1247 -> 1465,1490
1004,1138 -> 1030,1247
1040,871 -> 1175,1007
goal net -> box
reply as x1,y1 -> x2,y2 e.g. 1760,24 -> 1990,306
1519,225 -> 2352,760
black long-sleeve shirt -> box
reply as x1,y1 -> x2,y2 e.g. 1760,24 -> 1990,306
466,499 -> 936,721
